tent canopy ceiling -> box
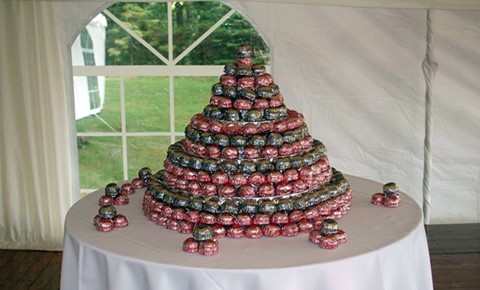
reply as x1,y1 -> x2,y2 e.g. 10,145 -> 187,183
17,0 -> 480,10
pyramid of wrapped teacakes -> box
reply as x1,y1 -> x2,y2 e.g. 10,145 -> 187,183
143,45 -> 352,239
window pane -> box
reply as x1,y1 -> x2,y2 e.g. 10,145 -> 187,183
127,136 -> 171,177
78,137 -> 123,190
125,76 -> 170,132
172,2 -> 230,60
174,76 -> 216,131
105,3 -> 168,65
176,12 -> 270,65
76,76 -> 121,132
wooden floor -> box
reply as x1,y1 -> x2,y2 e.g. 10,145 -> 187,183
0,224 -> 479,290
426,223 -> 480,290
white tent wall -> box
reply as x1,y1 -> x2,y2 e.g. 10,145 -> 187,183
48,2 -> 480,225
431,10 -> 480,223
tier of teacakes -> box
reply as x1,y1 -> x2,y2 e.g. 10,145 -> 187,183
144,45 -> 352,237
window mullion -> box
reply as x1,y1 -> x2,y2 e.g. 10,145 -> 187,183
168,2 -> 176,144
120,76 -> 128,180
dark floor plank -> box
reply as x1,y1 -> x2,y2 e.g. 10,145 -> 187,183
0,251 -> 31,285
431,253 -> 480,290
0,251 -> 43,289
0,250 -> 16,268
27,251 -> 62,290
426,224 -> 480,254
13,251 -> 56,290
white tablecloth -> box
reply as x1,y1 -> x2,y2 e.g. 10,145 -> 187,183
60,175 -> 433,290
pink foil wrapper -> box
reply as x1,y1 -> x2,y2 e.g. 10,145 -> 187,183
371,192 -> 384,205
304,207 -> 320,219
218,184 -> 235,197
227,225 -> 245,239
271,212 -> 289,224
161,206 -> 173,218
151,201 -> 164,214
210,96 -> 221,106
248,172 -> 266,185
288,210 -> 304,223
178,221 -> 194,234
254,99 -> 270,109
186,211 -> 201,223
114,195 -> 129,206
166,219 -> 180,231
245,225 -> 263,239
212,171 -> 229,185
212,224 -> 227,238
258,184 -> 275,197
237,77 -> 255,89
184,168 -> 198,181
263,224 -> 281,237
201,182 -> 217,196
255,74 -> 273,87
266,171 -> 283,183
99,195 -> 115,206
200,213 -> 217,225
218,97 -> 232,109
234,213 -> 252,226
252,213 -> 270,225
262,146 -> 279,158
229,173 -> 247,186
317,203 -> 331,216
234,99 -> 252,110
273,121 -> 287,132
292,180 -> 307,192
132,177 -> 145,189
222,146 -> 239,159
292,141 -> 303,153
187,182 -> 201,195
220,74 -> 237,86
113,214 -> 129,228
239,185 -> 256,198
309,229 -> 323,244
276,181 -> 293,195
312,216 -> 324,228
298,219 -> 313,234
218,213 -> 235,226
336,230 -> 348,244
269,95 -> 284,107
209,120 -> 223,133
197,171 -> 211,182
93,215 -> 101,227
282,223 -> 299,237
383,195 -> 400,208
278,144 -> 294,156
319,235 -> 339,250
96,218 -> 114,232
149,212 -> 160,222
156,216 -> 168,226
183,237 -> 199,253
242,123 -> 259,135
199,240 -> 219,256
171,208 -> 186,220
120,183 -> 135,195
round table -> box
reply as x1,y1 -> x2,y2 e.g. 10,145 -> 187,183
60,175 -> 433,290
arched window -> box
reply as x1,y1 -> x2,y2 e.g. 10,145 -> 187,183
72,2 -> 270,195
